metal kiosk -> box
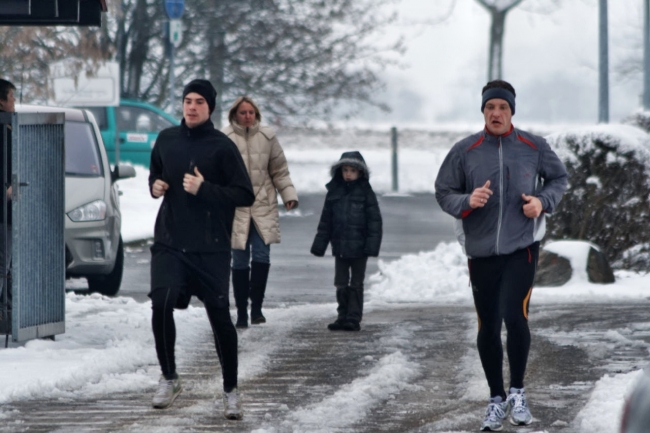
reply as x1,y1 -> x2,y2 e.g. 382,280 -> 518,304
0,111 -> 66,346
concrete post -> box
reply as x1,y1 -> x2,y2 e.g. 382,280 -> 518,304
391,127 -> 398,192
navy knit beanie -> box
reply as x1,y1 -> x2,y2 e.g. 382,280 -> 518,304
182,79 -> 217,114
481,88 -> 516,115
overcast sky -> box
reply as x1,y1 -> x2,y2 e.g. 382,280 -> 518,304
364,0 -> 643,127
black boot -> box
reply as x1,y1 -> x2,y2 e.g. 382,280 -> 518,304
343,285 -> 363,332
327,319 -> 345,331
231,268 -> 250,328
250,261 -> 270,324
328,287 -> 348,331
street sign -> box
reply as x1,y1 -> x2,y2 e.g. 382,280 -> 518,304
49,61 -> 120,107
169,19 -> 182,48
165,0 -> 184,19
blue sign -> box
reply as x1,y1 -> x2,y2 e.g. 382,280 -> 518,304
165,0 -> 184,19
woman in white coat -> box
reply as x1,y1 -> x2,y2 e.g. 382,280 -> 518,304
222,96 -> 298,328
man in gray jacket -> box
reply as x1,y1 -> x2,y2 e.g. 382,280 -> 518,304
435,80 -> 567,432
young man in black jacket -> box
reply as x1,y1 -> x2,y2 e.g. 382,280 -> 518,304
311,151 -> 382,332
148,79 -> 254,419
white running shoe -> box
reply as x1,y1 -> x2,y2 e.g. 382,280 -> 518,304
152,375 -> 182,409
223,388 -> 243,420
480,397 -> 510,431
508,387 -> 533,425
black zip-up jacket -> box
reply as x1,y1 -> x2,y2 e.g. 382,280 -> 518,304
149,119 -> 254,253
311,151 -> 382,258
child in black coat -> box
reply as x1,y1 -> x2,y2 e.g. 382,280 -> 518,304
310,151 -> 383,331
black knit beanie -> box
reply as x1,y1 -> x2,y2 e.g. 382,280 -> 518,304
182,79 -> 217,114
481,88 -> 516,115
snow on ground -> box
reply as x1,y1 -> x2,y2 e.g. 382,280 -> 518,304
3,125 -> 650,431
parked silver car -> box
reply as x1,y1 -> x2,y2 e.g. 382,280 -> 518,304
15,105 -> 136,296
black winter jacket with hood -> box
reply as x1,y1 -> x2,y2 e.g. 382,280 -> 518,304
311,151 -> 382,258
149,118 -> 255,253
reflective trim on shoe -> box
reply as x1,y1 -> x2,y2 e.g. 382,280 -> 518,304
480,398 -> 510,431
152,375 -> 182,409
508,388 -> 533,426
223,388 -> 243,420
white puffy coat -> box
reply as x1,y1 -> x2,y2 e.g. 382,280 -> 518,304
223,121 -> 298,250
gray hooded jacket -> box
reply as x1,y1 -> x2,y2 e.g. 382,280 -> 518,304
435,126 -> 568,258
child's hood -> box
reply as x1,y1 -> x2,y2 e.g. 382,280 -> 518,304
330,151 -> 370,180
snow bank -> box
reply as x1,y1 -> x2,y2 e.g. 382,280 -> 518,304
367,242 -> 471,305
574,369 -> 643,433
367,241 -> 650,305
117,165 -> 160,243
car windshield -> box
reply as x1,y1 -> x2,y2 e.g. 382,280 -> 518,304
65,121 -> 103,177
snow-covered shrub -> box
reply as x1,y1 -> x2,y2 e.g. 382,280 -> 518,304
545,125 -> 650,270
623,109 -> 650,133
613,243 -> 650,272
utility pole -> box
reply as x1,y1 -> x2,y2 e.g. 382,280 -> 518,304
643,0 -> 650,111
598,0 -> 609,123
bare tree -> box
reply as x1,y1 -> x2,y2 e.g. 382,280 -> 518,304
1,0 -> 403,125
103,0 -> 167,103
613,2 -> 649,110
179,0 -> 403,125
0,25 -> 112,103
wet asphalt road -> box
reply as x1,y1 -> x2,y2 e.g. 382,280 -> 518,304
6,193 -> 650,432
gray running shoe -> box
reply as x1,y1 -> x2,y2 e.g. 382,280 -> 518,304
508,387 -> 533,425
480,397 -> 510,431
223,388 -> 244,420
152,375 -> 182,409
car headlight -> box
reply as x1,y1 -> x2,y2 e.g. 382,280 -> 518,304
67,200 -> 107,222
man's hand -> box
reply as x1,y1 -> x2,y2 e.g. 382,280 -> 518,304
152,179 -> 169,198
469,180 -> 493,209
522,194 -> 543,218
285,200 -> 298,211
183,167 -> 204,196
6,186 -> 11,201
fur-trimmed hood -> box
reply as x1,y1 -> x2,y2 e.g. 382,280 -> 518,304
330,151 -> 370,180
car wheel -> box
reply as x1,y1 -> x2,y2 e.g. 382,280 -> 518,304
88,236 -> 124,297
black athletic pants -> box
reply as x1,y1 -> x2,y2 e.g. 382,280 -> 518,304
149,244 -> 238,391
334,256 -> 367,323
468,242 -> 539,400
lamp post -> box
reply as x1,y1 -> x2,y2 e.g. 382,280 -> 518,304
165,0 -> 184,110
598,0 -> 609,123
643,0 -> 650,111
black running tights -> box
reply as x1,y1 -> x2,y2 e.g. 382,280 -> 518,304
468,243 -> 539,400
151,286 -> 238,391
